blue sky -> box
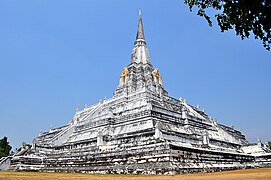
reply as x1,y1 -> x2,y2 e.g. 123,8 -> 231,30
0,0 -> 270,149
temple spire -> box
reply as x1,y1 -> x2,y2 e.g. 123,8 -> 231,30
135,9 -> 146,45
130,10 -> 150,64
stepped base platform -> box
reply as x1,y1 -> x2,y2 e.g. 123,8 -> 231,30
9,139 -> 265,175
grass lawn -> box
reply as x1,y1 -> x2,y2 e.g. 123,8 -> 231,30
0,168 -> 271,180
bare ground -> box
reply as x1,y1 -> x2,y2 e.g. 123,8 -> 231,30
0,168 -> 271,180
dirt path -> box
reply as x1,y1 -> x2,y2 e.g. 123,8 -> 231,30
0,168 -> 271,180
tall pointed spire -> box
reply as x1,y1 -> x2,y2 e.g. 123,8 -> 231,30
135,9 -> 146,45
115,10 -> 167,97
130,10 -> 150,64
136,10 -> 145,40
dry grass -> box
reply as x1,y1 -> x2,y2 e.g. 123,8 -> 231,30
0,168 -> 271,180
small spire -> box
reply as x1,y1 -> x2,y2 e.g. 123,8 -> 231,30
135,9 -> 145,44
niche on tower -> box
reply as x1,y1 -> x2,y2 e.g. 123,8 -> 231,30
152,68 -> 162,85
119,67 -> 129,86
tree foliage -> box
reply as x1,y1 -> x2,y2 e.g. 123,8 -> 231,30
268,141 -> 271,150
0,136 -> 12,158
184,0 -> 271,50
